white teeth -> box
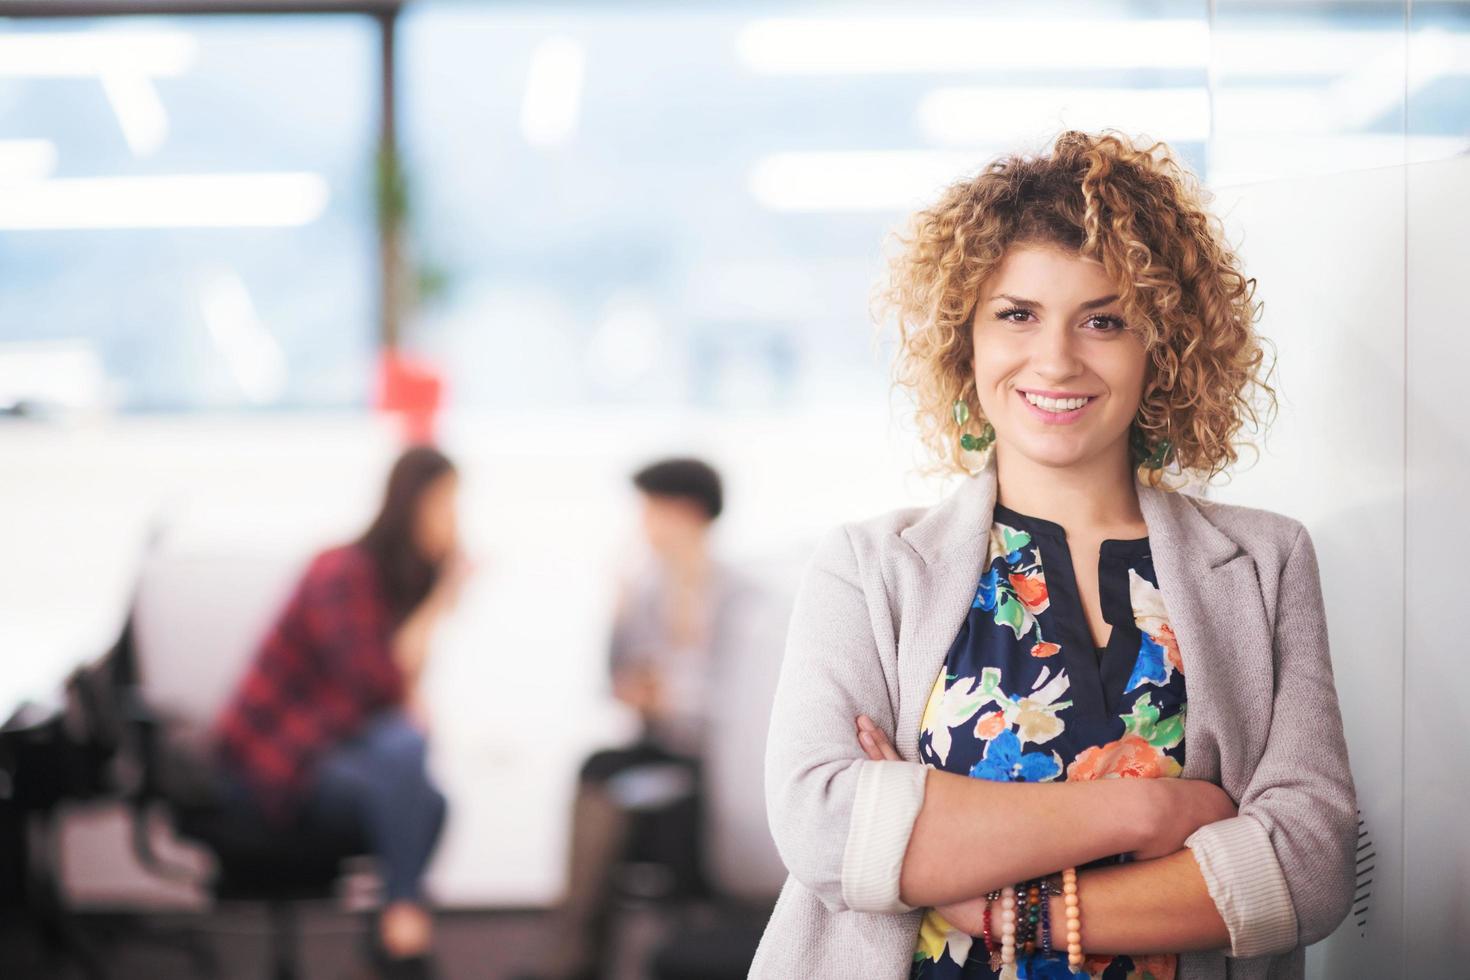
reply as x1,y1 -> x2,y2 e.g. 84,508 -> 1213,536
1023,391 -> 1091,412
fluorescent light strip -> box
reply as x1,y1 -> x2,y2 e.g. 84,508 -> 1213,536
101,71 -> 171,158
1210,135 -> 1470,187
749,150 -> 993,213
736,18 -> 1209,74
199,269 -> 288,404
1212,30 -> 1393,76
521,36 -> 586,149
918,88 -> 1210,146
735,20 -> 1470,78
0,340 -> 106,410
0,140 -> 58,182
1213,91 -> 1330,135
0,32 -> 197,78
0,173 -> 331,230
1213,29 -> 1470,78
753,136 -> 1470,212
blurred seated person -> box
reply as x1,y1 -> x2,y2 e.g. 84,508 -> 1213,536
211,444 -> 469,978
525,457 -> 753,980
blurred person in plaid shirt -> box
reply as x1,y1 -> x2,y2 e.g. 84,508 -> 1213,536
212,444 -> 470,978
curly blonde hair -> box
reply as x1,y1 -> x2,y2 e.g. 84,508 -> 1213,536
877,129 -> 1277,488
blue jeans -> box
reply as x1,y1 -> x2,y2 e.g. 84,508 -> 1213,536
302,710 -> 448,903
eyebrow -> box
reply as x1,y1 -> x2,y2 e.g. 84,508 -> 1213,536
990,293 -> 1120,311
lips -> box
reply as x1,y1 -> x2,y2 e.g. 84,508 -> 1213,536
1016,388 -> 1097,423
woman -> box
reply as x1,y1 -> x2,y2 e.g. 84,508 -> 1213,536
751,131 -> 1358,980
213,444 -> 469,976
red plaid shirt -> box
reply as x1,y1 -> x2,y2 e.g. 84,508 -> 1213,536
213,544 -> 406,822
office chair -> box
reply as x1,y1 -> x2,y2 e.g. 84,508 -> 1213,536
76,589 -> 372,980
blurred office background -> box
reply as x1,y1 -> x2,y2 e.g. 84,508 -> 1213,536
1,1 -> 1466,978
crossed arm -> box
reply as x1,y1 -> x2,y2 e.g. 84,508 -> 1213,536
765,522 -> 1356,961
857,716 -> 1233,955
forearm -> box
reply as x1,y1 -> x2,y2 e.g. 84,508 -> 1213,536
1058,848 -> 1230,954
392,606 -> 438,684
898,770 -> 1150,907
939,849 -> 1230,955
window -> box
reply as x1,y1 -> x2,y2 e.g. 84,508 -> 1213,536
0,15 -> 379,411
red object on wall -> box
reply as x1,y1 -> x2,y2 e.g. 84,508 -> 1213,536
375,349 -> 444,444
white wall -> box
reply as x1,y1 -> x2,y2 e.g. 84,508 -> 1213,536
1401,153 -> 1470,973
1207,165 -> 1405,976
1204,152 -> 1470,973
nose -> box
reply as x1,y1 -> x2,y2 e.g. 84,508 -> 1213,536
1030,321 -> 1085,382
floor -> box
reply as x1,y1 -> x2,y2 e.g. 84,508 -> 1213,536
0,898 -> 771,980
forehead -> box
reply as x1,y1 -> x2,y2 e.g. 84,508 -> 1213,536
422,471 -> 458,498
982,244 -> 1117,299
641,493 -> 703,516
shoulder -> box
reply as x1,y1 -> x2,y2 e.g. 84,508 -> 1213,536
845,502 -> 933,552
302,543 -> 381,591
1175,492 -> 1317,596
802,502 -> 932,590
1185,492 -> 1309,553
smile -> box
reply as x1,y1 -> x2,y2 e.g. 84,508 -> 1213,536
1017,389 -> 1097,423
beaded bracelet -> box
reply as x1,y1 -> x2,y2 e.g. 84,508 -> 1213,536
1028,880 -> 1044,955
1015,881 -> 1031,955
1063,866 -> 1084,970
981,889 -> 1002,956
1000,886 -> 1017,966
1039,876 -> 1053,957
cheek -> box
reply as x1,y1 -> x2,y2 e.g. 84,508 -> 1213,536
422,500 -> 457,548
969,340 -> 1009,390
1103,349 -> 1149,409
1108,373 -> 1145,412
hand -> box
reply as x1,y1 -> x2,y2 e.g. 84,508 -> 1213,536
855,714 -> 901,761
1131,777 -> 1239,861
934,894 -> 992,937
614,667 -> 665,718
405,687 -> 433,734
430,548 -> 475,612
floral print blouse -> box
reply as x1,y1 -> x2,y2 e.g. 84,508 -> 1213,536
910,502 -> 1188,980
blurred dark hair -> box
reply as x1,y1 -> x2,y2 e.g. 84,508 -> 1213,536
632,457 -> 723,521
356,445 -> 456,622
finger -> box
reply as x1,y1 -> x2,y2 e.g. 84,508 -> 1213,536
855,714 -> 876,733
876,734 -> 902,762
857,731 -> 885,762
861,725 -> 901,762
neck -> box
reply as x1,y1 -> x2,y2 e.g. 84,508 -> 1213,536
661,536 -> 711,578
992,439 -> 1143,532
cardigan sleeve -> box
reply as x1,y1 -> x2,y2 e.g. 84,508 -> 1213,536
1183,522 -> 1359,956
763,523 -> 930,914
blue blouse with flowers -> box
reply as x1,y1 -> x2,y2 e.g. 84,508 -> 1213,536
910,502 -> 1188,980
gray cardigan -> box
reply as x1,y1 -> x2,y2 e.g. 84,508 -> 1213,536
751,454 -> 1358,979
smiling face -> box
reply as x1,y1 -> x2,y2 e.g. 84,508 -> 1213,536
971,243 -> 1149,472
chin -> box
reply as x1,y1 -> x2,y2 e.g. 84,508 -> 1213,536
1007,440 -> 1113,471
